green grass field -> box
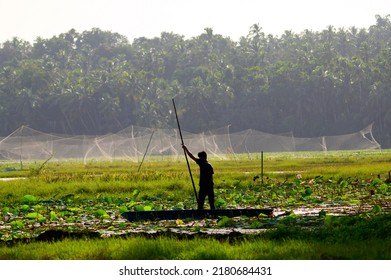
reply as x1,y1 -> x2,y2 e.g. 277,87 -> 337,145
0,150 -> 390,259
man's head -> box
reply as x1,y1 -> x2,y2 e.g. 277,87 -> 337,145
198,151 -> 207,160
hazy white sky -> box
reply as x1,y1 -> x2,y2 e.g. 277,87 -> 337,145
0,0 -> 390,43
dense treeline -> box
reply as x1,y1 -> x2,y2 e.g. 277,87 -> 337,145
1,15 -> 391,147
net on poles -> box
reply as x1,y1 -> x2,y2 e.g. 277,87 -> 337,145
0,123 -> 381,163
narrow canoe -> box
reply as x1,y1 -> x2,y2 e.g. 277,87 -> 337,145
121,208 -> 273,221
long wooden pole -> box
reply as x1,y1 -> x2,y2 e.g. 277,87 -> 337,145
172,99 -> 199,203
261,151 -> 264,184
137,130 -> 155,172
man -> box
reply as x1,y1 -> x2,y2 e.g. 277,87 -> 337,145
182,145 -> 215,210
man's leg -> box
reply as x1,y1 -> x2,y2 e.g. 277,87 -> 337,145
208,185 -> 215,209
198,187 -> 206,210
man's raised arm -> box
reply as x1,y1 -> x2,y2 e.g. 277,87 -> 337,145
182,145 -> 197,161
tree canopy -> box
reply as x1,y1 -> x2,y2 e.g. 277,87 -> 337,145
1,15 -> 391,147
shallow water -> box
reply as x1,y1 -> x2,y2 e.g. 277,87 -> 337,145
0,177 -> 26,181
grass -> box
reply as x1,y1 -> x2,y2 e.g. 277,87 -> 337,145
0,150 -> 390,259
1,226 -> 390,260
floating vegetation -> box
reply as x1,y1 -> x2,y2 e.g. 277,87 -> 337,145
0,155 -> 390,244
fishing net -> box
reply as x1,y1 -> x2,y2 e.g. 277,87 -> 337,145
0,123 -> 381,163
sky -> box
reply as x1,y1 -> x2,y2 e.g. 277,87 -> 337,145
0,0 -> 390,43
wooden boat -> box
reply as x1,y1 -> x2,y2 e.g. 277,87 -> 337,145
121,208 -> 273,222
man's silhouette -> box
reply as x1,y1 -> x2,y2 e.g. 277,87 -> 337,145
182,145 -> 215,210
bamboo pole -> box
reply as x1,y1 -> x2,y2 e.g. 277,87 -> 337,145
172,99 -> 199,203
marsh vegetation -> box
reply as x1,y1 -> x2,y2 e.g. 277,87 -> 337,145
0,150 -> 390,259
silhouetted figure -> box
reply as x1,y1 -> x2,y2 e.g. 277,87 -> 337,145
182,145 -> 215,210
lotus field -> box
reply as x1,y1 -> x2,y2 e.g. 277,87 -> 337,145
0,151 -> 390,259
